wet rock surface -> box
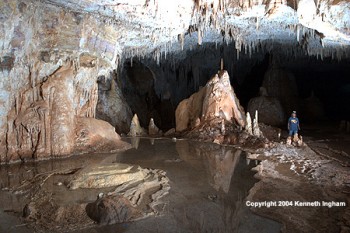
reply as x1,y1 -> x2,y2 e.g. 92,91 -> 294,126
75,117 -> 131,154
0,138 -> 281,233
86,195 -> 140,225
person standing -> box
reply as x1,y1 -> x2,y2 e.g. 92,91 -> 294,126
288,111 -> 300,136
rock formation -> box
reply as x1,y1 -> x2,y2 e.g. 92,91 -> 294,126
68,163 -> 147,190
1,0 -> 350,163
262,63 -> 299,115
175,70 -> 246,132
253,111 -> 262,138
247,87 -> 285,126
148,118 -> 161,136
128,114 -> 147,137
75,117 -> 131,154
1,62 -> 130,163
245,112 -> 253,135
86,195 -> 141,225
84,166 -> 170,225
245,110 -> 262,138
95,73 -> 133,134
0,1 -> 137,163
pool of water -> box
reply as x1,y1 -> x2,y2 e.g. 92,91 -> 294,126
0,138 -> 281,233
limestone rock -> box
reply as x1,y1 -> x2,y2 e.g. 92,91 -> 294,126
148,118 -> 161,135
85,166 -> 170,225
175,88 -> 206,132
5,64 -> 76,162
96,74 -> 133,134
259,124 -> 282,141
245,112 -> 253,135
220,120 -> 226,134
68,163 -> 147,190
202,71 -> 246,127
253,111 -> 262,138
128,114 -> 147,136
86,195 -> 140,225
74,117 -> 131,154
247,95 -> 285,126
262,63 -> 298,115
164,128 -> 176,136
175,71 -> 246,132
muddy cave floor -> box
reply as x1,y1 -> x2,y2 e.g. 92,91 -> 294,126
0,123 -> 349,233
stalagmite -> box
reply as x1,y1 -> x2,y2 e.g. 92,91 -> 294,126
128,114 -> 147,137
175,70 -> 246,132
253,110 -> 262,137
148,118 -> 161,135
245,112 -> 253,135
221,119 -> 225,134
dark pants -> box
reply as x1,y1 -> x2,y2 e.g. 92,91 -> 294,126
289,129 -> 298,136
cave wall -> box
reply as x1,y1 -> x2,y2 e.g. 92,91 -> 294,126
95,71 -> 132,134
0,0 -> 131,162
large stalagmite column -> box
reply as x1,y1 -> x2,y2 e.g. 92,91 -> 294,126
175,70 -> 246,132
42,65 -> 76,156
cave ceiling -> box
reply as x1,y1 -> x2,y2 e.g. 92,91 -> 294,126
41,0 -> 350,61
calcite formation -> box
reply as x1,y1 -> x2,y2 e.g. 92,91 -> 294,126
1,0 -> 350,162
128,114 -> 147,137
85,166 -> 170,225
247,87 -> 285,126
0,0 -> 132,162
148,118 -> 161,136
95,72 -> 133,134
262,63 -> 299,115
175,70 -> 246,132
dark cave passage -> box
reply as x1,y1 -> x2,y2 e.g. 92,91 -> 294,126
116,49 -> 350,132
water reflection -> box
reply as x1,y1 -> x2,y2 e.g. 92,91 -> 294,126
115,138 -> 280,233
0,138 -> 280,233
130,137 -> 140,149
175,140 -> 242,193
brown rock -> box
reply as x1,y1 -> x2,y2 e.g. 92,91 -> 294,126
74,117 -> 131,154
86,195 -> 141,225
164,128 -> 175,136
148,118 -> 161,135
175,70 -> 246,132
5,64 -> 76,162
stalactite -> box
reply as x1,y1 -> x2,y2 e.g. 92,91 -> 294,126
198,28 -> 202,45
296,25 -> 300,42
178,33 -> 184,51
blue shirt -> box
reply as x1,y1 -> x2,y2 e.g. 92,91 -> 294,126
288,117 -> 299,131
